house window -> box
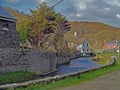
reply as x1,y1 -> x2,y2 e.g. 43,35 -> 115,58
6,23 -> 9,28
86,43 -> 88,46
3,23 -> 9,30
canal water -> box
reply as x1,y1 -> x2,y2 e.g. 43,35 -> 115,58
57,57 -> 100,75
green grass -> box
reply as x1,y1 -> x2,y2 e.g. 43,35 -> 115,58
9,57 -> 120,90
0,71 -> 34,85
92,53 -> 114,65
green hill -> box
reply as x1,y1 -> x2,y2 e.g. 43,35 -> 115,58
65,21 -> 120,51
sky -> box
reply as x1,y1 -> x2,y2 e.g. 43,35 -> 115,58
0,0 -> 120,27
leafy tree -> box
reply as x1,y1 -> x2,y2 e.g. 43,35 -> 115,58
24,2 -> 57,47
18,2 -> 70,54
53,13 -> 71,55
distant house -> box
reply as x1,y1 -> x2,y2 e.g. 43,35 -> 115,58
77,39 -> 91,55
118,41 -> 120,47
82,39 -> 91,54
0,6 -> 19,48
103,41 -> 118,50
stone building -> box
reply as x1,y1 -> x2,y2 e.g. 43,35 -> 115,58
82,39 -> 91,54
77,39 -> 91,56
0,6 -> 19,48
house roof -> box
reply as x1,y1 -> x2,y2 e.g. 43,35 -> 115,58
0,6 -> 16,22
118,41 -> 120,45
105,41 -> 117,44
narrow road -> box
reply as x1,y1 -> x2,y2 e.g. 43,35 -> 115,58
58,71 -> 120,90
57,57 -> 100,74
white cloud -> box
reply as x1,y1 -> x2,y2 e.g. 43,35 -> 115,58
40,0 -> 47,3
73,0 -> 93,11
106,0 -> 120,7
77,3 -> 87,10
36,0 -> 48,3
76,13 -> 82,17
116,14 -> 120,18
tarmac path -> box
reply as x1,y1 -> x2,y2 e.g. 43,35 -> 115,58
58,71 -> 120,90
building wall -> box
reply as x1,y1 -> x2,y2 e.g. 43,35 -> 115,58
0,20 -> 2,30
0,18 -> 19,48
0,19 -> 16,31
103,44 -> 117,50
0,30 -> 19,48
82,40 -> 91,54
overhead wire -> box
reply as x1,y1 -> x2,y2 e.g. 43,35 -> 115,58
52,0 -> 64,7
18,0 -> 64,25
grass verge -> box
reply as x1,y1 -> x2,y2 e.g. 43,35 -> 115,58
92,53 -> 114,65
0,71 -> 34,85
9,57 -> 120,90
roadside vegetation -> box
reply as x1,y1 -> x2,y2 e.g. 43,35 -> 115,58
92,49 -> 119,65
0,71 -> 34,85
7,54 -> 120,90
92,52 -> 114,65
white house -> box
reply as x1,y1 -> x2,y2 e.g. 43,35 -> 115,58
77,39 -> 91,55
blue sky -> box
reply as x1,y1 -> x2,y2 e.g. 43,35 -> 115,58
1,0 -> 120,27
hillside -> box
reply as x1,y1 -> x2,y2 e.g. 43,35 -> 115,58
5,7 -> 120,52
65,21 -> 120,51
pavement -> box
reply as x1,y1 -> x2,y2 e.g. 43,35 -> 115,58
57,71 -> 120,90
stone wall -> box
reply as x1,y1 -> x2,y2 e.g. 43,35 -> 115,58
0,30 -> 19,48
0,48 -> 71,75
0,48 -> 20,66
56,55 -> 70,65
0,48 -> 56,75
20,49 -> 57,75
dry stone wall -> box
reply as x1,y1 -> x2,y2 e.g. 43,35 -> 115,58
0,48 -> 57,75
